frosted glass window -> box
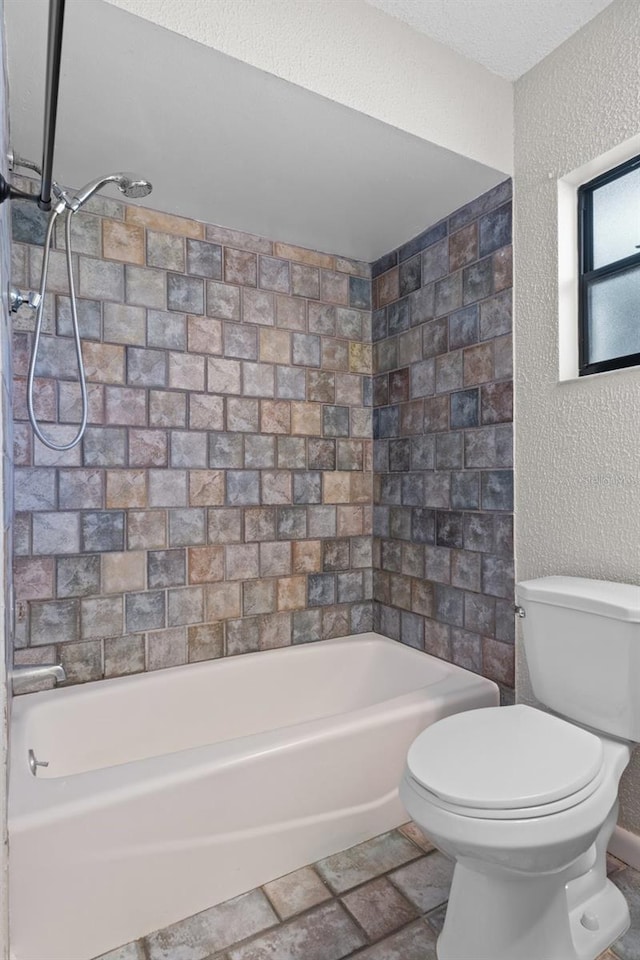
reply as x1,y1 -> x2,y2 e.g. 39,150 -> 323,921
587,267 -> 640,364
592,166 -> 640,268
579,154 -> 640,375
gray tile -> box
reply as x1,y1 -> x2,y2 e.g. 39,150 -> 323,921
434,272 -> 463,317
187,239 -> 222,279
168,508 -> 206,546
390,851 -> 454,913
56,555 -> 101,597
207,280 -> 241,321
611,868 -> 640,960
15,432 -> 57,482
353,919 -> 437,960
127,347 -> 167,387
292,333 -> 320,367
450,388 -> 479,428
125,591 -> 166,633
480,289 -> 512,340
482,554 -> 514,599
145,889 -> 277,960
263,865 -> 332,921
481,469 -> 514,511
167,587 -> 204,626
81,510 -> 124,553
58,296 -> 102,340
148,549 -> 186,588
226,470 -> 260,506
316,830 -> 421,893
59,639 -> 103,683
479,203 -> 512,257
30,598 -> 79,645
125,265 -> 165,309
224,322 -> 258,360
32,511 -> 80,554
80,596 -> 124,639
167,274 -> 204,314
147,231 -> 185,272
435,583 -> 465,625
147,309 -> 187,350
228,900 -> 364,960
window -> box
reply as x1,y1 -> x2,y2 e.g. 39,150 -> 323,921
578,153 -> 640,376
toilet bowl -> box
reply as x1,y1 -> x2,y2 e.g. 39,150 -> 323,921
400,577 -> 640,960
401,704 -> 632,960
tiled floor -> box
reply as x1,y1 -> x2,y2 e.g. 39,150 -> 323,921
95,824 -> 640,960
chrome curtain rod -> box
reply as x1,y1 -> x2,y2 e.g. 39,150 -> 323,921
0,0 -> 66,207
38,0 -> 66,210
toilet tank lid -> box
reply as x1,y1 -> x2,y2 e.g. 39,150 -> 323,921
517,577 -> 640,622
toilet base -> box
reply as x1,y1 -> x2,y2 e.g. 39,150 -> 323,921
437,860 -> 630,960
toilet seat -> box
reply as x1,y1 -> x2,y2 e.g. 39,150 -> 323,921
406,704 -> 605,820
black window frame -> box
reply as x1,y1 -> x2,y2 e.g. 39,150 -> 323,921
578,152 -> 640,377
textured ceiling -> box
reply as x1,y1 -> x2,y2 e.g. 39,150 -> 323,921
364,0 -> 616,79
5,0 -> 505,261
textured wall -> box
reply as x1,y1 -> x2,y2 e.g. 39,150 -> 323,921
0,0 -> 12,949
371,181 -> 514,691
514,0 -> 640,831
104,0 -> 513,174
12,181 -> 373,690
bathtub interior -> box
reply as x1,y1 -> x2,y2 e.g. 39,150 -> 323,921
14,634 -> 457,779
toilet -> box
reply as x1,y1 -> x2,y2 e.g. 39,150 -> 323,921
400,576 -> 640,960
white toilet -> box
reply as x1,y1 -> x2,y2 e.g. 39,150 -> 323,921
400,576 -> 640,960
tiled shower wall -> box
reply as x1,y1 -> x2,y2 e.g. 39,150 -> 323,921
371,180 -> 515,688
11,179 -> 373,688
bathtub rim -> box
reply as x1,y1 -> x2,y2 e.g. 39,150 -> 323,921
9,633 -> 500,827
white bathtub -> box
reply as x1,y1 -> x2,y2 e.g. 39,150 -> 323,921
9,632 -> 498,960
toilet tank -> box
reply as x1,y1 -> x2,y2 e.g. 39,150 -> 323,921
517,576 -> 640,741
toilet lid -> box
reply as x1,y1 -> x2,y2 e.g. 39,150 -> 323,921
407,704 -> 604,810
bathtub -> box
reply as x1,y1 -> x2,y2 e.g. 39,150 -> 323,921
9,632 -> 498,960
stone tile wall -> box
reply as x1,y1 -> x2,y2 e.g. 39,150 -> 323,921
371,180 -> 515,688
11,179 -> 373,688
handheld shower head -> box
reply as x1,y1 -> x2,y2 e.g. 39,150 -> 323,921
118,176 -> 153,199
70,172 -> 153,210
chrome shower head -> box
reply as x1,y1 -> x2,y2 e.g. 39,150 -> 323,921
70,172 -> 153,210
118,176 -> 153,199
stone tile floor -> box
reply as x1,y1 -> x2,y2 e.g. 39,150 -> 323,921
96,824 -> 640,960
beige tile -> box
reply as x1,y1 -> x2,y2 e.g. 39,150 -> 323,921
102,552 -> 146,594
145,889 -> 276,960
349,341 -> 372,374
82,342 -> 125,384
205,581 -> 241,622
228,900 -> 364,960
323,472 -> 351,504
260,400 -> 291,435
189,470 -> 225,506
292,540 -> 322,573
187,622 -> 224,663
290,401 -> 321,436
125,205 -> 204,239
277,576 -> 307,611
260,328 -> 291,363
389,850 -> 454,913
398,821 -> 436,854
263,865 -> 332,921
106,470 -> 147,508
188,546 -> 224,584
188,315 -> 223,355
102,219 -> 145,264
316,830 -> 421,894
354,920 -> 438,960
341,876 -> 417,942
273,242 -> 335,270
